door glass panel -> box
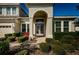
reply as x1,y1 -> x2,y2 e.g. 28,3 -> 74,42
35,23 -> 44,35
36,24 -> 39,34
35,19 -> 45,36
41,24 -> 44,34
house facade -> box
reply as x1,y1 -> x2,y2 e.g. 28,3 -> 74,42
0,3 -> 79,40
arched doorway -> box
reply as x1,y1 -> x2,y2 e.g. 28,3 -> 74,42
33,10 -> 47,36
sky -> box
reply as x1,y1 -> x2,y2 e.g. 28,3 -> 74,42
20,3 -> 79,16
54,3 -> 79,16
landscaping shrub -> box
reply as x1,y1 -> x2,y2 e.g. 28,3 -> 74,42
5,32 -> 23,38
39,43 -> 51,53
18,36 -> 26,43
12,32 -> 23,37
9,46 -> 23,55
52,44 -> 66,55
0,41 -> 9,55
71,39 -> 79,50
53,32 -> 78,40
15,50 -> 28,55
61,35 -> 74,44
6,36 -> 15,42
21,41 -> 30,48
75,32 -> 79,39
0,37 -> 6,41
46,38 -> 53,43
5,33 -> 12,38
62,44 -> 75,52
23,32 -> 29,37
46,38 -> 61,45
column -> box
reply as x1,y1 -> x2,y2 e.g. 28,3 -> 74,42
46,17 -> 53,38
2,8 -> 6,16
69,21 -> 75,32
11,8 -> 12,16
29,17 -> 33,39
16,8 -> 19,16
14,18 -> 21,32
61,21 -> 64,32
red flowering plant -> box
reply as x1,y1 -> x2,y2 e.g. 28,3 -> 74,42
22,32 -> 29,40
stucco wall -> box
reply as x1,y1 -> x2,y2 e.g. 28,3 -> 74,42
28,4 -> 53,38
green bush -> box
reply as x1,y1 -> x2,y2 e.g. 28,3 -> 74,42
52,44 -> 66,55
18,36 -> 26,43
71,39 -> 79,50
46,38 -> 53,43
7,36 -> 15,42
0,41 -> 9,55
0,37 -> 6,41
53,32 -> 78,40
13,32 -> 23,37
39,43 -> 51,53
5,32 -> 23,38
61,35 -> 74,44
46,38 -> 61,45
62,44 -> 75,52
5,34 -> 12,38
15,50 -> 28,55
52,40 -> 62,45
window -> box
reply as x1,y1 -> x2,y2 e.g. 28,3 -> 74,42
22,24 -> 26,32
27,24 -> 29,32
21,23 -> 29,32
6,7 -> 11,15
0,7 -> 2,14
55,21 -> 61,32
12,7 -> 16,15
64,21 -> 69,32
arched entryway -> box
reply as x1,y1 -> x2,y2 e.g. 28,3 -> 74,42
33,10 -> 48,36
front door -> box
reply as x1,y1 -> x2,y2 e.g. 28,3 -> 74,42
35,22 -> 45,36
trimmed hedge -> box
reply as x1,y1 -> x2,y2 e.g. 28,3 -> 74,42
61,35 -> 74,44
0,41 -> 9,55
53,32 -> 79,40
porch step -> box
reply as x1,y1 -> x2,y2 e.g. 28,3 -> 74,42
35,37 -> 46,44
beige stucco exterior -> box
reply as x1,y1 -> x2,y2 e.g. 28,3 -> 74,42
28,4 -> 53,39
0,3 -> 78,41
